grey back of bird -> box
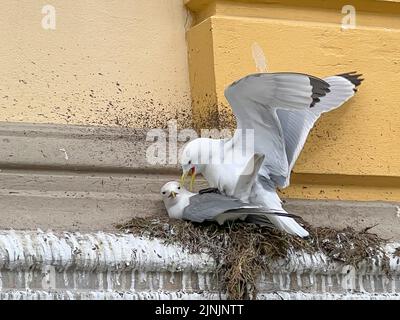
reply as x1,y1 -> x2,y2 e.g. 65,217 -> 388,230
182,193 -> 275,227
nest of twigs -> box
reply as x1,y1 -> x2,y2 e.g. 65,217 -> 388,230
117,217 -> 389,300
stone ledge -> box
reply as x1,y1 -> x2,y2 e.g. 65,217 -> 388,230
0,290 -> 222,300
0,122 -> 398,237
1,290 -> 400,300
285,199 -> 400,240
185,0 -> 400,15
0,121 -> 179,173
0,230 -> 399,300
0,168 -> 398,238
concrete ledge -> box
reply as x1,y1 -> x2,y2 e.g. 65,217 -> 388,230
186,0 -> 400,17
0,122 -> 398,237
0,122 -> 178,173
1,290 -> 400,300
0,168 -> 398,237
284,199 -> 400,240
0,230 -> 399,300
0,290 -> 222,300
0,169 -> 179,231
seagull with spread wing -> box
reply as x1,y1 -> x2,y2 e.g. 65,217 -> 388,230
180,71 -> 363,238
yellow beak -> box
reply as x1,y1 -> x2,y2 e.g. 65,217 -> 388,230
190,173 -> 196,192
180,172 -> 187,187
168,191 -> 177,198
180,168 -> 196,191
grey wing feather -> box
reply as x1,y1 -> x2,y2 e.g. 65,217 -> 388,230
182,193 -> 290,227
182,193 -> 252,223
225,72 -> 330,185
276,73 -> 363,187
225,72 -> 362,188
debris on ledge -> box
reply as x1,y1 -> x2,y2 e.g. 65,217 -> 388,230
118,217 -> 392,300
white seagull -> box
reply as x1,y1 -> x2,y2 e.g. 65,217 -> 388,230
161,181 -> 299,227
180,71 -> 363,238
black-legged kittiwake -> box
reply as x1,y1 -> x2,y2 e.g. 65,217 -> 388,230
161,181 -> 299,227
180,71 -> 363,238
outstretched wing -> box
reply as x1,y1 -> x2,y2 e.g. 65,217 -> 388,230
276,72 -> 364,187
224,72 -> 330,184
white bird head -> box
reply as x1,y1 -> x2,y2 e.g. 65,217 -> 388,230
179,138 -> 214,190
160,181 -> 182,203
160,181 -> 193,219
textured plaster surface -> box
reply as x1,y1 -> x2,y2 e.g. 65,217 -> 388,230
186,0 -> 400,201
0,0 -> 192,128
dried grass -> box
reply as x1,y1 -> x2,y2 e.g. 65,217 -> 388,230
116,217 -> 389,300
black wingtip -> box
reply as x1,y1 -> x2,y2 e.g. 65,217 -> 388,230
199,188 -> 221,195
336,71 -> 364,90
309,77 -> 331,108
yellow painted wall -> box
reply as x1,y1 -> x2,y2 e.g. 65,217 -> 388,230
186,0 -> 400,201
0,0 -> 192,128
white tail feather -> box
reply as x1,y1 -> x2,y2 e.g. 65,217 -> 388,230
250,181 -> 309,238
267,215 -> 309,238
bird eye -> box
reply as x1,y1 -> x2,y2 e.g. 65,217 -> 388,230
162,192 -> 166,195
178,187 -> 181,190
188,160 -> 192,165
